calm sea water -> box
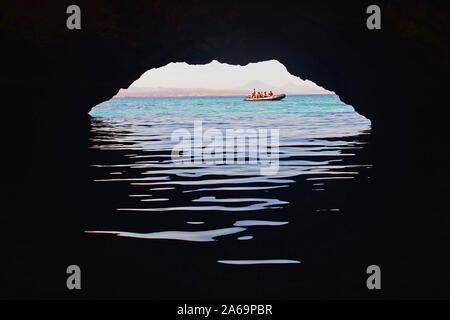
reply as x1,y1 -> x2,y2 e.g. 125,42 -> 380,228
87,94 -> 372,265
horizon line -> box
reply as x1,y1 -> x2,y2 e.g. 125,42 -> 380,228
114,93 -> 336,98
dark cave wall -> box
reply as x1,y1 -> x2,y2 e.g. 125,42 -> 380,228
1,0 -> 447,213
3,1 -> 448,115
1,0 -> 449,299
1,0 -> 448,175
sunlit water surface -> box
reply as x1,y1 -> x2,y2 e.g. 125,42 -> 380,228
87,94 -> 372,265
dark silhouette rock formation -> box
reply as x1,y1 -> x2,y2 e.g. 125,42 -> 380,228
1,0 -> 448,298
3,1 -> 448,172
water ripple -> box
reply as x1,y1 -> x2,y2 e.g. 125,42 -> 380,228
86,227 -> 246,242
86,95 -> 372,264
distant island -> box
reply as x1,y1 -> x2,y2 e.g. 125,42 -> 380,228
115,80 -> 333,97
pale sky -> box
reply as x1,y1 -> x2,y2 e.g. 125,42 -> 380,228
130,60 -> 329,91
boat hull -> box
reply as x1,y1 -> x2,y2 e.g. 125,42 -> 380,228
244,94 -> 286,101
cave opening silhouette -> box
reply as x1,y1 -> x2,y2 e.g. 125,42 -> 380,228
2,1 -> 448,299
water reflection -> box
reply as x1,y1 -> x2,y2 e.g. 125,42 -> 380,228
86,95 -> 372,264
217,259 -> 301,265
86,227 -> 246,242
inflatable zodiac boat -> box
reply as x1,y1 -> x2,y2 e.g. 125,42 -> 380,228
244,94 -> 286,101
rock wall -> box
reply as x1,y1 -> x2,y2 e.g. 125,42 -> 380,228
3,0 -> 448,186
1,0 -> 449,298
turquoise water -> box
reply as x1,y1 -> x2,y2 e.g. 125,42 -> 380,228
90,95 -> 369,139
87,94 -> 372,263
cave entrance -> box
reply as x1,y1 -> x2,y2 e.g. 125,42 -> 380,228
87,59 -> 372,245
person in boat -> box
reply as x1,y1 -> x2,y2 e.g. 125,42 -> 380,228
264,91 -> 267,97
252,88 -> 256,98
269,90 -> 273,96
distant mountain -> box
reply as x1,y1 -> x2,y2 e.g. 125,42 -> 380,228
278,82 -> 308,92
234,80 -> 273,91
115,81 -> 332,97
236,80 -> 332,94
115,87 -> 248,97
